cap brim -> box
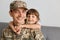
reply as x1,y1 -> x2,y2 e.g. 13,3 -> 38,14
18,7 -> 28,10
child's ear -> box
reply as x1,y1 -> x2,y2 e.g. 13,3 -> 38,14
36,18 -> 39,23
9,11 -> 13,17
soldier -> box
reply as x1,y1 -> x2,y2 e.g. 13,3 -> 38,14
1,1 -> 28,40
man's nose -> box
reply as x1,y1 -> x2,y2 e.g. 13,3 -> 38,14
19,12 -> 23,17
18,12 -> 21,17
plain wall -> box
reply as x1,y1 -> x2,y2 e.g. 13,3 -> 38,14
0,0 -> 60,27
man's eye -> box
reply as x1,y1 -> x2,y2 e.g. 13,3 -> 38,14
14,10 -> 17,13
15,11 -> 20,13
23,10 -> 26,13
15,11 -> 17,13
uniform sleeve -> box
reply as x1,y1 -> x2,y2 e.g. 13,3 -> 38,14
34,29 -> 45,40
1,27 -> 13,40
1,30 -> 5,40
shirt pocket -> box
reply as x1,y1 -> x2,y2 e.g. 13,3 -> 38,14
4,31 -> 13,40
5,35 -> 12,40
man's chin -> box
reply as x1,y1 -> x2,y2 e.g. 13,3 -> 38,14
17,21 -> 24,24
28,22 -> 34,24
18,17 -> 25,20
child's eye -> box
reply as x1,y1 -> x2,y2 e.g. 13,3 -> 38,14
28,16 -> 30,18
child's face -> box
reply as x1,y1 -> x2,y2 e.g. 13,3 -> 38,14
27,14 -> 38,24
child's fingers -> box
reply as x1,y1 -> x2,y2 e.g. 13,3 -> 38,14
16,31 -> 20,35
15,26 -> 20,31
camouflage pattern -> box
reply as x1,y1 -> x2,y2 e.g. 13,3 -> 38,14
1,26 -> 45,40
10,1 -> 27,10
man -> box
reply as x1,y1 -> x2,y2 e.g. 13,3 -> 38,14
1,1 -> 28,40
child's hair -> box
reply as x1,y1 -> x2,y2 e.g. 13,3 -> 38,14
26,9 -> 40,20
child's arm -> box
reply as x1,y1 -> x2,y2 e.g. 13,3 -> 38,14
9,21 -> 16,33
9,21 -> 22,35
21,24 -> 41,30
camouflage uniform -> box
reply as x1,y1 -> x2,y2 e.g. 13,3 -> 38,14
1,26 -> 44,40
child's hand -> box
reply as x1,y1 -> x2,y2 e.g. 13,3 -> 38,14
15,26 -> 21,35
9,21 -> 22,35
15,29 -> 20,35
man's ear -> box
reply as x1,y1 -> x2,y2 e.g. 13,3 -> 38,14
9,11 -> 13,17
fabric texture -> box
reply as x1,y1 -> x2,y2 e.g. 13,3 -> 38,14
10,1 -> 27,10
1,26 -> 45,40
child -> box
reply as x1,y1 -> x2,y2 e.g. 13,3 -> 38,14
26,9 -> 44,40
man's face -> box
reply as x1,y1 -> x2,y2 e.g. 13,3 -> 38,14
10,8 -> 26,23
26,14 -> 38,24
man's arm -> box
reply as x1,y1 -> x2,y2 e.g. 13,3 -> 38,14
9,21 -> 17,33
1,30 -> 5,40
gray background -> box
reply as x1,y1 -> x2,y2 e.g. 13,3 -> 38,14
0,0 -> 60,27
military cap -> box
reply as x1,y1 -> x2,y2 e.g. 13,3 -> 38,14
10,1 -> 27,10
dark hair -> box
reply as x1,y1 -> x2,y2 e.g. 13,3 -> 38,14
26,9 -> 40,20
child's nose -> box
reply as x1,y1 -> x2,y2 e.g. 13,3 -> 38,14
30,17 -> 32,20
